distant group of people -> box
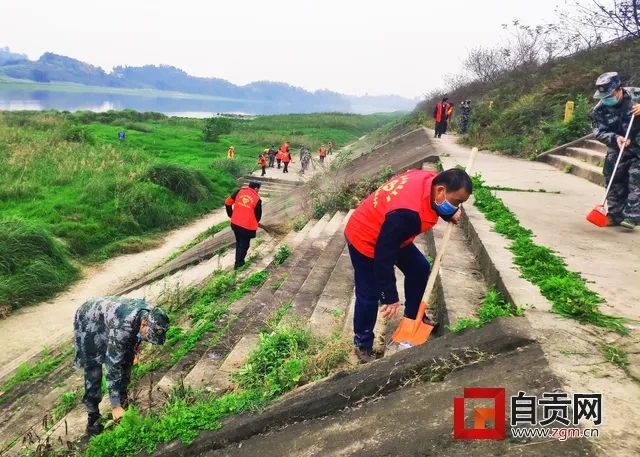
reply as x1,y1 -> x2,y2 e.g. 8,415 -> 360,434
253,140 -> 333,176
432,96 -> 472,137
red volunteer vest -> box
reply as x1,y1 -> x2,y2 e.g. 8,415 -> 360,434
344,169 -> 440,258
276,150 -> 283,160
434,102 -> 448,122
282,151 -> 291,163
319,147 -> 326,157
228,187 -> 260,230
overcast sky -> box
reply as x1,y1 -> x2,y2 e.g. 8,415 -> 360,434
0,0 -> 563,98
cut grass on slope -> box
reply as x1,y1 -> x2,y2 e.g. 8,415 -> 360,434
448,288 -> 523,333
472,174 -> 628,335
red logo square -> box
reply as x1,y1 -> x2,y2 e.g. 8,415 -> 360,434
453,387 -> 506,439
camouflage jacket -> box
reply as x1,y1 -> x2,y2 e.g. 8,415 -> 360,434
592,87 -> 640,154
73,297 -> 149,403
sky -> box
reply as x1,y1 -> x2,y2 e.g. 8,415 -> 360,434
0,0 -> 563,98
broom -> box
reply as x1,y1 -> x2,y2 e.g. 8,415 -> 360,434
391,147 -> 478,346
586,114 -> 635,227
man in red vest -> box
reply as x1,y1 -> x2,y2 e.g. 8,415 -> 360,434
344,168 -> 472,363
319,145 -> 326,163
281,149 -> 292,173
225,181 -> 263,270
433,96 -> 451,138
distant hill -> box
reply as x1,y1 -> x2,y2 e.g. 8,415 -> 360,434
0,47 -> 416,113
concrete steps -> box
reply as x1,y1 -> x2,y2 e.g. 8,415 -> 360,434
546,154 -> 604,186
538,137 -> 606,186
181,213 -> 344,393
564,146 -> 605,166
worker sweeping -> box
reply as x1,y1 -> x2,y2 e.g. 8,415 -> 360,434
225,181 -> 262,269
343,168 -> 472,363
591,72 -> 640,229
73,297 -> 169,436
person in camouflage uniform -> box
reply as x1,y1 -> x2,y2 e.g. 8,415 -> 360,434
459,100 -> 471,134
300,146 -> 311,175
73,297 -> 169,436
591,72 -> 640,229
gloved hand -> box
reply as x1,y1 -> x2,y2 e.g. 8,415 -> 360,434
112,405 -> 126,422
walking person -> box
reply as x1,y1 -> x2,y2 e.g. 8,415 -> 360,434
433,96 -> 451,138
276,147 -> 283,169
258,152 -> 267,176
327,140 -> 333,155
300,146 -> 311,175
459,100 -> 472,134
227,146 -> 235,160
319,144 -> 326,164
343,168 -> 472,362
592,72 -> 640,229
268,145 -> 277,167
74,298 -> 169,435
282,148 -> 292,173
225,181 -> 263,269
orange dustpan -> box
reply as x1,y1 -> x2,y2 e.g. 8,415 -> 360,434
392,147 -> 478,346
587,114 -> 635,227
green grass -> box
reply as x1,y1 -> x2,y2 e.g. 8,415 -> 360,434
0,346 -> 73,400
273,244 -> 292,266
51,390 -> 81,422
0,110 -> 399,311
472,175 -> 628,334
448,288 -> 523,333
600,343 -> 630,373
165,221 -> 230,262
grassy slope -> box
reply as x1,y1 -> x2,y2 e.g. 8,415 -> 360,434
415,37 -> 640,157
0,110 -> 401,309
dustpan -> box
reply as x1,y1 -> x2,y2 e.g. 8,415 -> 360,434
392,147 -> 478,346
586,114 -> 635,227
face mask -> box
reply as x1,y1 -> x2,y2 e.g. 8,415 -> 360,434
601,95 -> 619,107
136,332 -> 143,344
433,193 -> 459,217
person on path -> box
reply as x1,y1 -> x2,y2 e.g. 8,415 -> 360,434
592,71 -> 640,229
225,181 -> 263,269
319,144 -> 326,163
74,298 -> 169,436
327,140 -> 334,155
268,145 -> 277,167
258,152 -> 267,176
227,146 -> 235,160
459,100 -> 471,134
282,149 -> 292,173
433,96 -> 451,138
276,147 -> 283,169
343,168 -> 472,363
300,146 -> 311,174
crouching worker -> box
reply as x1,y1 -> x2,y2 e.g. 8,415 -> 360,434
73,297 -> 169,436
225,181 -> 262,269
344,168 -> 472,363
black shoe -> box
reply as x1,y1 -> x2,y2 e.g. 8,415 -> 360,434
86,413 -> 104,436
355,347 -> 378,364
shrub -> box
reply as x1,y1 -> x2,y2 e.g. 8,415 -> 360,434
202,117 -> 233,142
124,122 -> 154,133
59,124 -> 95,144
146,164 -> 212,202
121,181 -> 180,230
0,218 -> 79,309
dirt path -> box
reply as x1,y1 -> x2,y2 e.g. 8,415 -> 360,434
0,208 -> 228,379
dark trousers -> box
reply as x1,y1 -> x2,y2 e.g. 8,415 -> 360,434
283,162 -> 289,173
268,156 -> 275,167
435,120 -> 448,137
320,156 -> 325,163
604,151 -> 640,223
348,243 -> 430,350
233,227 -> 252,269
83,362 -> 131,415
261,166 -> 266,176
277,159 -> 281,169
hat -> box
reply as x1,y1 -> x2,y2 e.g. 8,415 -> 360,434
146,307 -> 169,345
594,72 -> 621,99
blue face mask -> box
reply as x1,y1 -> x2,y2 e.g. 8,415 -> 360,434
433,194 -> 459,217
601,95 -> 619,106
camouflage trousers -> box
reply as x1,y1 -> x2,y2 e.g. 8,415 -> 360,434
460,116 -> 469,134
82,363 -> 131,414
603,150 -> 640,223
